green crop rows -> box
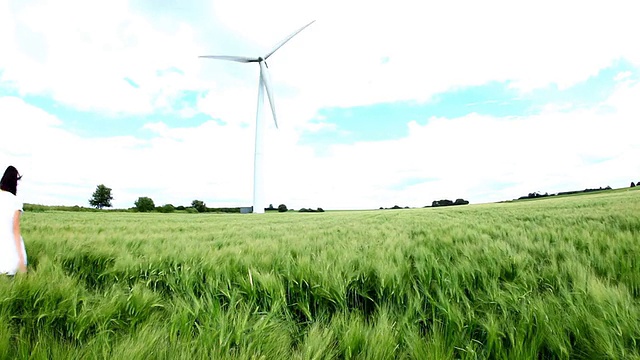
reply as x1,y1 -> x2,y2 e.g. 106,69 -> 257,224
1,188 -> 639,359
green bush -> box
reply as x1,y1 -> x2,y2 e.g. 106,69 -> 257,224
23,204 -> 47,212
23,204 -> 102,212
191,200 -> 206,213
134,197 -> 155,212
157,204 -> 175,213
298,207 -> 323,213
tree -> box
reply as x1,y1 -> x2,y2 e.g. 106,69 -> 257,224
432,199 -> 454,207
134,197 -> 155,212
191,200 -> 206,213
89,184 -> 113,209
157,204 -> 175,213
278,204 -> 288,212
631,182 -> 636,188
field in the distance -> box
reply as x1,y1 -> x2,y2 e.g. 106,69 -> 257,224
1,189 -> 639,359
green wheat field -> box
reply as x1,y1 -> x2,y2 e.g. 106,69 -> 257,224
1,188 -> 639,359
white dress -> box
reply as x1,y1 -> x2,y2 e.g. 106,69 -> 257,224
0,190 -> 27,275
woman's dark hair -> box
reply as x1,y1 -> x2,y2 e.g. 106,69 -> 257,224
0,166 -> 22,195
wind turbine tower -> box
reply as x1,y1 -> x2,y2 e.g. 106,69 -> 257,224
200,21 -> 315,214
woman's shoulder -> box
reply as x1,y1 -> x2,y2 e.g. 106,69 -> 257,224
0,190 -> 21,209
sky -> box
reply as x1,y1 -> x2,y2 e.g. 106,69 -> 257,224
1,0 -> 639,210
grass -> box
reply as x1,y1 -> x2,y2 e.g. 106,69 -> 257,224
1,188 -> 639,359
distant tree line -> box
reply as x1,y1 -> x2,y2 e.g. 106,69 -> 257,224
130,198 -> 244,213
379,198 -> 470,210
379,205 -> 410,210
266,204 -> 326,213
517,186 -> 613,200
23,204 -> 132,213
31,188 -> 309,213
430,199 -> 470,207
47,180 -> 640,214
265,204 -> 291,212
298,207 -> 325,212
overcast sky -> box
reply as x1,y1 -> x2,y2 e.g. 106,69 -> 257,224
1,0 -> 639,210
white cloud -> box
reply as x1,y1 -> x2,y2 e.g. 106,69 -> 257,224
0,96 -> 255,208
207,0 -> 640,112
1,0 -> 639,210
304,120 -> 337,133
3,0 -> 640,123
614,71 -> 632,82
2,78 -> 638,210
261,79 -> 640,209
0,0 -> 208,115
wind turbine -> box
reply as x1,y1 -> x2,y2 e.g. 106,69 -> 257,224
200,21 -> 315,214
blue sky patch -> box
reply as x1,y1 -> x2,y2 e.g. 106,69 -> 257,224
299,83 -> 531,146
123,77 -> 140,88
1,58 -> 637,148
171,90 -> 203,111
0,87 -> 214,139
389,177 -> 439,191
157,67 -> 185,77
299,59 -> 638,148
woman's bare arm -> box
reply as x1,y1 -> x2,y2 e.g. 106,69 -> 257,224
13,210 -> 26,273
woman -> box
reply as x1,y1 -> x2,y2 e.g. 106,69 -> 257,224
0,166 -> 27,275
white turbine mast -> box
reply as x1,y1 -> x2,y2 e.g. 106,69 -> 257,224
200,21 -> 315,214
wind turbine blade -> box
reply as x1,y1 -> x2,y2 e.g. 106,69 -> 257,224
264,20 -> 315,60
259,62 -> 278,129
199,55 -> 258,63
